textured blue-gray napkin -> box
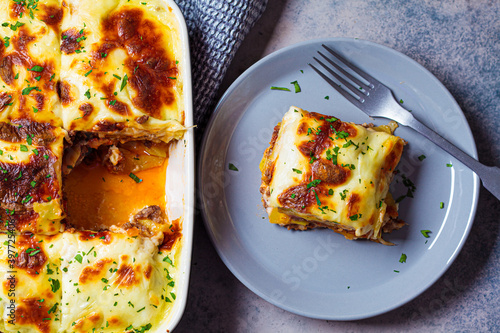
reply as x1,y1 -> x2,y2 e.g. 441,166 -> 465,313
176,0 -> 268,131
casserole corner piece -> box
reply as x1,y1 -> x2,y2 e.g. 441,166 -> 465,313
260,106 -> 405,245
59,0 -> 186,143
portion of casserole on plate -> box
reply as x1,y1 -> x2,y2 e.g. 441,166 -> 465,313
260,106 -> 405,245
0,0 -> 186,332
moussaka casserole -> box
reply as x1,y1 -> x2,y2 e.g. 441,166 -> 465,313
0,0 -> 191,331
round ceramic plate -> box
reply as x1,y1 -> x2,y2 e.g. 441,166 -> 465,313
198,38 -> 479,320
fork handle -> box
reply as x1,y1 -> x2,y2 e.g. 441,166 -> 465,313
404,115 -> 500,200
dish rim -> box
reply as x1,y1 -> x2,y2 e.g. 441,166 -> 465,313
158,0 -> 195,331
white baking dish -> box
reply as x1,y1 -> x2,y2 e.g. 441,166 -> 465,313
159,0 -> 194,331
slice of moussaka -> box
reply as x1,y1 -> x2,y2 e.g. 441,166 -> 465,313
0,230 -> 180,333
0,120 -> 66,234
59,0 -> 185,142
260,106 -> 406,245
0,0 -> 63,127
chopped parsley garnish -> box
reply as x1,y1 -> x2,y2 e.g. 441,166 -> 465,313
76,33 -> 86,43
446,163 -> 453,167
27,247 -> 39,255
420,230 -> 431,238
399,253 -> 407,263
326,146 -> 340,165
129,173 -> 142,183
163,255 -> 174,266
335,131 -> 349,140
74,254 -> 83,263
341,163 -> 356,170
440,202 -> 444,209
291,193 -> 296,199
339,189 -> 348,200
20,144 -> 28,152
324,96 -> 329,100
328,189 -> 333,195
84,69 -> 92,77
120,74 -> 128,91
22,85 -> 40,95
49,278 -> 60,293
395,174 -> 416,203
312,189 -> 321,205
292,168 -> 302,174
48,302 -> 58,314
306,179 -> 321,189
418,154 -> 426,161
3,36 -> 10,48
290,80 -> 301,93
28,65 -> 44,72
318,205 -> 336,214
342,140 -> 359,149
9,21 -> 25,31
270,86 -> 291,92
228,163 -> 238,171
84,89 -> 91,99
349,214 -> 361,221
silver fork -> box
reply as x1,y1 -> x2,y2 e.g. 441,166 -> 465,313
309,44 -> 500,200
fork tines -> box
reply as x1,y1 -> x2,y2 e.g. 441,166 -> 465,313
309,44 -> 376,105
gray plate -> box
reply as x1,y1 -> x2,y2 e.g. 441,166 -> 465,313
198,38 -> 479,320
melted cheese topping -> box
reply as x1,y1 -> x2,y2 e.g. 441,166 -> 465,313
0,231 -> 179,333
260,107 -> 404,241
59,0 -> 185,142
